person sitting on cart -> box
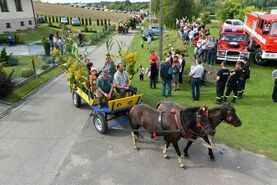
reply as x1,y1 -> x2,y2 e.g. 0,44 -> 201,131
113,63 -> 137,98
96,69 -> 116,109
89,67 -> 98,98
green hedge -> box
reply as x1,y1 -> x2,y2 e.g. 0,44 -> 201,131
21,68 -> 34,78
41,64 -> 50,70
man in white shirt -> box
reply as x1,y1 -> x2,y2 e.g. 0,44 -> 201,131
189,59 -> 204,101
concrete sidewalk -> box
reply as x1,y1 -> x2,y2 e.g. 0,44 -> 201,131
0,44 -> 45,56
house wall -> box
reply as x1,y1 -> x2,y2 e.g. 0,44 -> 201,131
0,0 -> 36,33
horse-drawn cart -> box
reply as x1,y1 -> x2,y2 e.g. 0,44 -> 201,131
71,85 -> 143,134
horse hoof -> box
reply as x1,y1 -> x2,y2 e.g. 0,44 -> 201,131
184,153 -> 189,158
163,154 -> 168,158
179,164 -> 185,168
134,146 -> 139,150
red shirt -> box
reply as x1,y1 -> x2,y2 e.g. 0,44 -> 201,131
148,53 -> 159,66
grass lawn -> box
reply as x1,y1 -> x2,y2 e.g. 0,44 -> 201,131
3,67 -> 63,103
4,56 -> 47,78
128,24 -> 277,160
15,27 -> 60,44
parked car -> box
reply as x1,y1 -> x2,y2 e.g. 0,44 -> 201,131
37,16 -> 46,23
61,17 -> 69,25
71,17 -> 81,26
148,26 -> 168,36
141,29 -> 154,41
223,19 -> 244,27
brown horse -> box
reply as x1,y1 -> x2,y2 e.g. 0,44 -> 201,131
156,101 -> 242,160
128,104 -> 214,168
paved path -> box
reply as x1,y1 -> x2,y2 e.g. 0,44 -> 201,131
0,31 -> 137,185
0,31 -> 276,185
0,44 -> 45,56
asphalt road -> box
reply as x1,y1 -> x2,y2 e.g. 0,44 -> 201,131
0,31 -> 276,185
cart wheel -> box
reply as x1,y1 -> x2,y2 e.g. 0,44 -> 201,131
72,91 -> 81,108
93,113 -> 108,134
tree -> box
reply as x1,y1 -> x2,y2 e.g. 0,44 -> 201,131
0,48 -> 10,63
151,0 -> 201,28
104,19 -> 107,26
96,19 -> 100,26
100,19 -> 104,26
235,6 -> 258,21
216,0 -> 242,21
201,12 -> 211,25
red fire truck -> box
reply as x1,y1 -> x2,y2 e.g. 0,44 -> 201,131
244,11 -> 277,65
217,26 -> 250,62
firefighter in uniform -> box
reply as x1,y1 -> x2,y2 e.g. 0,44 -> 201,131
238,58 -> 251,98
224,61 -> 242,103
216,61 -> 230,104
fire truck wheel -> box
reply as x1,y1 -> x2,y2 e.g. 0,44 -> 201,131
254,48 -> 267,65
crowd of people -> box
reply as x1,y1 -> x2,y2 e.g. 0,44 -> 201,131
177,17 -> 217,65
48,32 -> 64,55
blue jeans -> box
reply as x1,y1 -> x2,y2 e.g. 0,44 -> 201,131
162,80 -> 172,96
208,48 -> 216,65
191,78 -> 200,100
116,88 -> 127,98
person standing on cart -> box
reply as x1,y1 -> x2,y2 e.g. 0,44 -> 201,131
101,54 -> 116,77
216,61 -> 230,104
96,70 -> 116,108
238,58 -> 251,98
224,62 -> 242,103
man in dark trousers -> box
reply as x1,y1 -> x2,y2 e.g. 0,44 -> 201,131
224,61 -> 242,103
216,61 -> 230,104
238,58 -> 251,98
272,69 -> 277,102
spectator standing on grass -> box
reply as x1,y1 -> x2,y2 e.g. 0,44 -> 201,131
215,61 -> 230,104
49,33 -> 54,49
150,59 -> 158,89
53,32 -> 59,48
272,69 -> 277,102
224,62 -> 243,103
189,59 -> 204,101
138,65 -> 144,81
57,37 -> 64,55
178,54 -> 185,84
207,36 -> 217,65
172,56 -> 181,91
238,58 -> 251,98
147,32 -> 152,50
160,57 -> 173,96
189,29 -> 194,48
199,35 -> 208,63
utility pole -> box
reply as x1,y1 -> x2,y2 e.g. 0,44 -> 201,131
159,0 -> 163,62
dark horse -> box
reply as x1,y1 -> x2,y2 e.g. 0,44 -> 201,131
128,104 -> 214,168
156,101 -> 242,160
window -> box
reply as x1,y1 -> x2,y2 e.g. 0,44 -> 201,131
20,21 -> 24,26
14,0 -> 22,11
0,0 -> 9,12
6,23 -> 11,29
270,22 -> 277,37
28,20 -> 32,25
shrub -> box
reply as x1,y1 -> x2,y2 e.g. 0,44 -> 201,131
42,56 -> 53,64
7,57 -> 19,66
0,35 -> 7,44
42,37 -> 51,56
41,64 -> 50,70
21,68 -> 34,78
84,25 -> 89,32
0,48 -> 10,63
0,72 -> 14,96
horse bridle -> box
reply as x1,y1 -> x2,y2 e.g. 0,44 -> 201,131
226,110 -> 240,124
182,106 -> 210,137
